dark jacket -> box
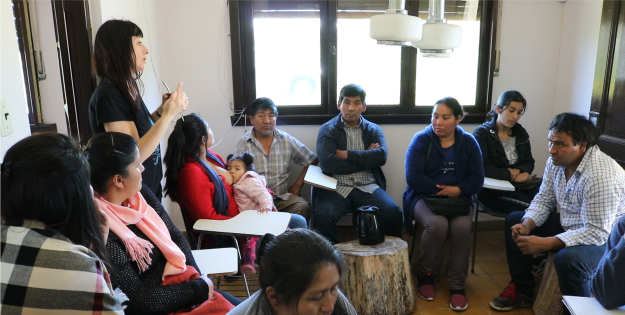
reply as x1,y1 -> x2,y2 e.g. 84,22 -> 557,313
472,118 -> 534,180
316,114 -> 387,190
403,125 -> 484,235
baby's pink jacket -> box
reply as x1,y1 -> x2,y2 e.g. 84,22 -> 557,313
233,171 -> 274,212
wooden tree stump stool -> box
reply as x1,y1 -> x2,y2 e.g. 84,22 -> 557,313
334,236 -> 415,315
533,252 -> 563,315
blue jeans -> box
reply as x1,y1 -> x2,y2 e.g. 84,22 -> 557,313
313,187 -> 403,244
505,211 -> 606,297
288,213 -> 307,229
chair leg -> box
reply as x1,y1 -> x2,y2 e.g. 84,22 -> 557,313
409,223 -> 417,261
308,186 -> 315,230
196,232 -> 206,250
231,236 -> 250,297
471,195 -> 479,273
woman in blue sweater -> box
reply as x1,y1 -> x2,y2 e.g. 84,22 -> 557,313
403,97 -> 484,311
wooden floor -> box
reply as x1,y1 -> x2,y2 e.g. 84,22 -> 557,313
213,224 -> 536,315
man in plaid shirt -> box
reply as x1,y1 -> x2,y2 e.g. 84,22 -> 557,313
490,113 -> 625,312
235,98 -> 318,218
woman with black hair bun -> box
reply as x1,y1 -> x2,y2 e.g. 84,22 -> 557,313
1,133 -> 125,314
227,229 -> 357,315
473,90 -> 540,216
89,19 -> 187,199
86,132 -> 240,315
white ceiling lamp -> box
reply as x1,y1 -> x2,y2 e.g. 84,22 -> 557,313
370,0 -> 423,46
369,0 -> 462,57
413,0 -> 462,57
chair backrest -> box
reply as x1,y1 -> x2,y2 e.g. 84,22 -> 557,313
179,206 -> 197,248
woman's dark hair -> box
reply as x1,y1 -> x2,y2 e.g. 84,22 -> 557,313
1,132 -> 109,267
85,132 -> 138,195
339,83 -> 366,104
486,90 -> 527,121
434,96 -> 465,120
226,152 -> 255,172
256,229 -> 344,310
164,113 -> 209,201
93,19 -> 144,112
249,97 -> 279,117
549,112 -> 597,147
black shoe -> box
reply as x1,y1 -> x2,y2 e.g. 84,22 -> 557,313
490,282 -> 535,311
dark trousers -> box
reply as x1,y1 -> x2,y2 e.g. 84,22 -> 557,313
505,211 -> 606,297
313,187 -> 403,244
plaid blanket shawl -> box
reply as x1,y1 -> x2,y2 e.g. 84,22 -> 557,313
1,222 -> 125,314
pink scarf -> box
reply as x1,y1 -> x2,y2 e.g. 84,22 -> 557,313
97,192 -> 186,279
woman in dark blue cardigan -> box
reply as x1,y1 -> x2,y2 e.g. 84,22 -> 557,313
403,97 -> 484,311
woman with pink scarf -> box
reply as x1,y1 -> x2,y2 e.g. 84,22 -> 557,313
86,132 -> 240,315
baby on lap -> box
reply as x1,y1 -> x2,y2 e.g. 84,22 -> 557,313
226,152 -> 276,275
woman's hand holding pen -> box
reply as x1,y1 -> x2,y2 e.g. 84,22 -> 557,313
160,82 -> 187,119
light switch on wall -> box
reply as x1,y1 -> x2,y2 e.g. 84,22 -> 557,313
1,98 -> 14,137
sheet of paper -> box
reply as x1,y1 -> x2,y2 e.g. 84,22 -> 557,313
563,296 -> 625,315
483,177 -> 515,191
304,165 -> 337,191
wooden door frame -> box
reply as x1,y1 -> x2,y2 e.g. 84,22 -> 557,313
590,0 -> 625,166
51,0 -> 95,143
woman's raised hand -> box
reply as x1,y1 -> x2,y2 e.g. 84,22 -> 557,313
161,82 -> 187,118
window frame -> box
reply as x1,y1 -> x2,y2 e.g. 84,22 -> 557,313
228,0 -> 497,125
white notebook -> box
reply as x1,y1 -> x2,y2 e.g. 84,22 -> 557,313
304,165 -> 337,191
563,296 -> 625,315
483,177 -> 515,191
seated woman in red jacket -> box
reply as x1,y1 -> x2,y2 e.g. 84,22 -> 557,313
163,114 -> 306,249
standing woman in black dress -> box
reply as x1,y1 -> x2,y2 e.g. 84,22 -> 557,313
89,19 -> 187,199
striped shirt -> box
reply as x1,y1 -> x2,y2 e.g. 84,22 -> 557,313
334,118 -> 379,198
235,129 -> 316,200
1,221 -> 125,314
524,146 -> 625,247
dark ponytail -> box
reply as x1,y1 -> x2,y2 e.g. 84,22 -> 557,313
486,90 -> 527,121
164,113 -> 209,201
226,151 -> 255,172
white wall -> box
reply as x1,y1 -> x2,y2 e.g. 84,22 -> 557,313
82,0 -> 601,230
1,0 -> 32,158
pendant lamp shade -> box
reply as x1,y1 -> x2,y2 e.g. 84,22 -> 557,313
413,23 -> 462,57
370,13 -> 424,45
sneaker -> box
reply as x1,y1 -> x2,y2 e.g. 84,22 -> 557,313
240,242 -> 257,275
417,273 -> 436,301
449,289 -> 468,311
490,282 -> 535,311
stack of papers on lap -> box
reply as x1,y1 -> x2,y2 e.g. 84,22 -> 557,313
304,165 -> 337,191
563,296 -> 625,314
483,177 -> 515,191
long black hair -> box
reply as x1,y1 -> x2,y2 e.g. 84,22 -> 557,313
1,133 -> 109,267
93,19 -> 144,112
256,229 -> 345,311
486,90 -> 527,121
85,132 -> 138,195
164,113 -> 209,202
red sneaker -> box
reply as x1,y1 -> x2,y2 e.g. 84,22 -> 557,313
417,273 -> 436,301
449,289 -> 468,311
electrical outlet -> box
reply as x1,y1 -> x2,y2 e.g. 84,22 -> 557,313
1,98 -> 14,137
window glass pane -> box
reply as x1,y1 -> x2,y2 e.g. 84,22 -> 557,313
337,1 -> 401,105
415,0 -> 481,106
253,3 -> 321,106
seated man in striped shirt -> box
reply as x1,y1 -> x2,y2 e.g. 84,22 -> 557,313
313,84 -> 403,244
490,112 -> 625,312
